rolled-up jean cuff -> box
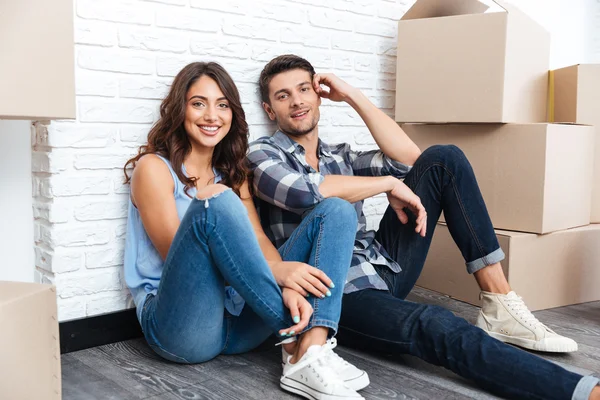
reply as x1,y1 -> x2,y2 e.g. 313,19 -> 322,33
572,375 -> 599,400
301,318 -> 338,337
466,247 -> 506,274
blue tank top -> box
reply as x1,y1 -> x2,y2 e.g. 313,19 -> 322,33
124,155 -> 245,323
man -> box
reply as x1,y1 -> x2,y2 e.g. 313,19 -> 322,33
247,54 -> 600,400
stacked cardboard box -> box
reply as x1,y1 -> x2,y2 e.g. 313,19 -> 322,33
0,281 -> 61,399
394,0 -> 600,310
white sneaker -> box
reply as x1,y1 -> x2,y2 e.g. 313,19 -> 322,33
282,338 -> 370,391
476,291 -> 578,353
281,343 -> 364,400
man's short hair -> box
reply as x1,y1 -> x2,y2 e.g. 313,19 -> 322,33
259,54 -> 316,104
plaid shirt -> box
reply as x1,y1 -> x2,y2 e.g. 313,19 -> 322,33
248,130 -> 412,294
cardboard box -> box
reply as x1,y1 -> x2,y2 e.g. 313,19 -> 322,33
0,281 -> 61,400
403,123 -> 595,234
551,64 -> 600,222
395,0 -> 550,123
418,223 -> 600,311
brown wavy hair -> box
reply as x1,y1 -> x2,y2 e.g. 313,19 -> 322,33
123,62 -> 250,197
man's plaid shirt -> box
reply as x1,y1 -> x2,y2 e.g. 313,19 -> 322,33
248,130 -> 412,294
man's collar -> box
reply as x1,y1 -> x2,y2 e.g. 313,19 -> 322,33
272,130 -> 332,157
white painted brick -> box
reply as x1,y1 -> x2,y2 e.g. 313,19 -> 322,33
377,39 -> 397,56
333,54 -> 353,70
79,100 -> 155,123
120,77 -> 170,100
75,20 -> 117,47
76,72 -> 118,97
237,83 -> 261,103
330,111 -> 364,126
354,55 -> 376,72
300,49 -> 334,69
378,2 -> 408,20
33,201 -> 72,224
337,73 -> 374,90
281,25 -> 330,49
120,125 -> 151,145
47,223 -> 112,247
57,297 -> 87,322
309,9 -> 354,31
75,201 -> 128,222
377,75 -> 396,91
86,291 -> 130,316
378,57 -> 396,73
55,268 -> 121,299
78,48 -> 154,75
53,176 -> 112,197
190,35 -> 250,59
156,8 -> 221,32
86,246 -> 125,269
370,94 -> 395,109
223,17 -> 279,41
115,222 -> 128,239
355,17 -> 397,37
252,45 -> 332,68
74,151 -> 134,170
354,130 -> 376,145
333,0 -> 377,16
217,61 -> 264,84
45,123 -> 117,148
114,176 -> 131,195
143,0 -> 186,5
77,0 -> 153,25
332,32 -> 374,53
247,1 -> 306,24
36,247 -> 84,274
291,0 -> 330,5
118,26 -> 188,53
156,55 -> 197,77
189,0 -> 247,14
32,151 -> 72,173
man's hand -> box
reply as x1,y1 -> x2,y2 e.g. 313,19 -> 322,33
312,73 -> 357,103
279,287 -> 313,337
271,261 -> 334,298
387,180 -> 427,237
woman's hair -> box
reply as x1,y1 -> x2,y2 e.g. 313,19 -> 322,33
123,62 -> 250,196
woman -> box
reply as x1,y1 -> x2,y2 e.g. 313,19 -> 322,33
123,62 -> 365,400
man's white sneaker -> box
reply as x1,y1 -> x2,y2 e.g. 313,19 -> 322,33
282,338 -> 370,391
281,343 -> 364,400
476,291 -> 578,353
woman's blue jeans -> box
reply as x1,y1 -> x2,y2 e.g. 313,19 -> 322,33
140,190 -> 356,364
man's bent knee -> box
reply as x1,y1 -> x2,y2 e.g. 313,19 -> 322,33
318,197 -> 357,224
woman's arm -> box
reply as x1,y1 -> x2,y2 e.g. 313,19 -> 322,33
130,154 -> 181,260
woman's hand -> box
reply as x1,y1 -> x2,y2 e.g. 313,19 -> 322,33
271,261 -> 334,298
279,287 -> 313,337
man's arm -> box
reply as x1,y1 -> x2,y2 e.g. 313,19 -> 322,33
313,73 -> 422,166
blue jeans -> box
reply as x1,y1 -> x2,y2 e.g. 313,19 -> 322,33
338,145 -> 598,400
141,190 -> 356,363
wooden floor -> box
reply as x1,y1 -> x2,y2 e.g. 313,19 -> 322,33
61,287 -> 600,400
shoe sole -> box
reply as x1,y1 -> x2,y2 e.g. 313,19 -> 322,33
281,362 -> 370,391
485,331 -> 578,353
280,377 -> 364,400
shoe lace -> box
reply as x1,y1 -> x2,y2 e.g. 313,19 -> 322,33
282,345 -> 346,387
505,295 -> 544,328
322,338 -> 350,368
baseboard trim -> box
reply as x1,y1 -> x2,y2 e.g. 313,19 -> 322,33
59,308 -> 142,354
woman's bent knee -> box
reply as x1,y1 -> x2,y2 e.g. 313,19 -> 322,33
196,183 -> 230,200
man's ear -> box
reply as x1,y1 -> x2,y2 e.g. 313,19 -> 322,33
262,101 -> 276,121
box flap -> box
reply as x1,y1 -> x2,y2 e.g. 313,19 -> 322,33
401,0 -> 489,20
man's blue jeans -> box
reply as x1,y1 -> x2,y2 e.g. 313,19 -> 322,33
140,190 -> 357,364
338,145 -> 598,400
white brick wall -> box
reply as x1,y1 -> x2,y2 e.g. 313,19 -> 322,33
35,0 -> 600,321
36,0 -> 409,321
